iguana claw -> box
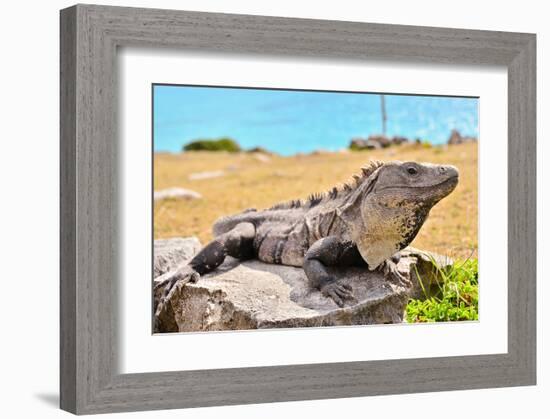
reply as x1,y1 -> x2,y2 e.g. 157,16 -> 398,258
321,282 -> 355,307
154,266 -> 200,319
378,254 -> 412,288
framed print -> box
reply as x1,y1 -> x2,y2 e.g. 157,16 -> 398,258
60,4 -> 536,414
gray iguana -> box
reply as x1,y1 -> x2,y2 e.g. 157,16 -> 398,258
154,160 -> 458,315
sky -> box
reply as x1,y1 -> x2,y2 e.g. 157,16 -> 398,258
153,84 -> 478,155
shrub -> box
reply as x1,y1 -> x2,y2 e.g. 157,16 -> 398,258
349,142 -> 364,151
183,137 -> 241,152
406,258 -> 478,322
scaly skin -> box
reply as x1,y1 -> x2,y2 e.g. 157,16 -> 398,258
154,160 -> 459,319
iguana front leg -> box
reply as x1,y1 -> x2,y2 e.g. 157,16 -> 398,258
303,236 -> 358,307
154,222 -> 256,320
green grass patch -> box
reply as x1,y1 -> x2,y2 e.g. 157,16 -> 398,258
406,258 -> 478,323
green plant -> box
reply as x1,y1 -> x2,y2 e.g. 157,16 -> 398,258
183,137 -> 241,152
406,257 -> 478,322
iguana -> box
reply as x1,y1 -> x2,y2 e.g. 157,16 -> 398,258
154,160 -> 458,314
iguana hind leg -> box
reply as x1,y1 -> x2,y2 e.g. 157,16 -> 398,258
154,222 -> 256,319
303,236 -> 359,307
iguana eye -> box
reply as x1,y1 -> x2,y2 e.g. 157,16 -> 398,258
407,166 -> 418,175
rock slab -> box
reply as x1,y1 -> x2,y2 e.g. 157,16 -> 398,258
153,238 -> 451,333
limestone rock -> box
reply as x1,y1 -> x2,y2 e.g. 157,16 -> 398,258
153,237 -> 202,278
448,129 -> 478,145
153,238 -> 452,333
350,135 -> 409,150
391,136 -> 409,145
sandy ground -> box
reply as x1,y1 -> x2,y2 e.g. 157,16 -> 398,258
154,142 -> 477,260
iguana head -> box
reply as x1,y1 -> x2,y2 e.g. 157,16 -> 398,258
341,161 -> 459,269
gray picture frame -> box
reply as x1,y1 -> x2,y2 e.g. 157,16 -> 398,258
60,4 -> 536,415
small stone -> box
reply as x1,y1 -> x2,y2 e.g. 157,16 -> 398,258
253,153 -> 271,163
188,170 -> 225,180
154,187 -> 202,201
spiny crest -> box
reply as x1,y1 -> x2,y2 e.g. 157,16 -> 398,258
269,199 -> 302,210
268,160 -> 384,210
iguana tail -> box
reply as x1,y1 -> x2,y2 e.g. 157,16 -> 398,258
212,208 -> 258,236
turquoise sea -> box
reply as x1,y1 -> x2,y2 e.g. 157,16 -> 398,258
153,85 -> 478,156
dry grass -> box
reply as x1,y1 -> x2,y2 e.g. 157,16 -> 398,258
154,142 -> 478,260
